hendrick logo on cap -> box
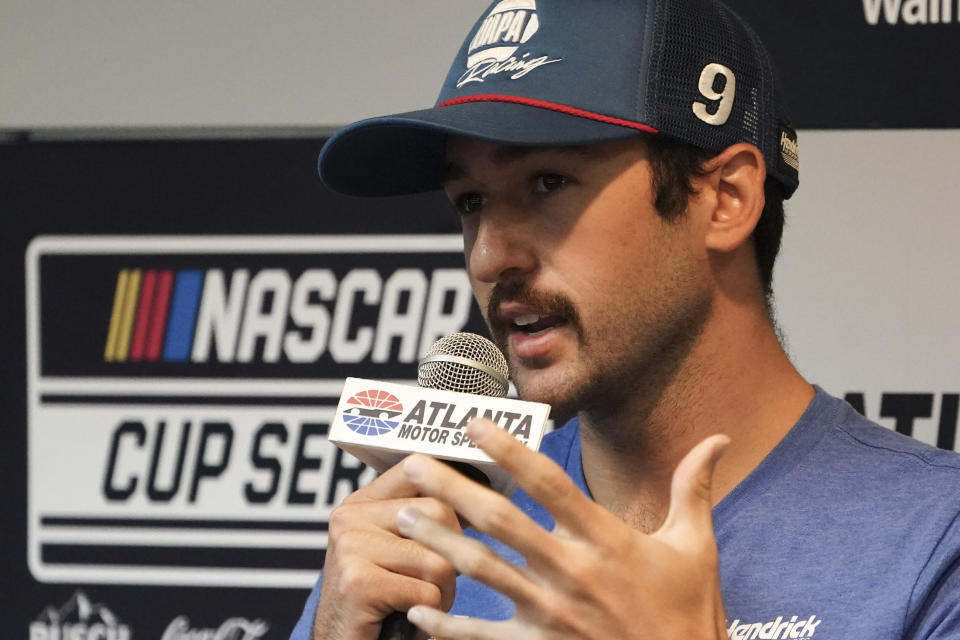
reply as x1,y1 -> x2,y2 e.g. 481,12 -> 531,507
779,126 -> 799,172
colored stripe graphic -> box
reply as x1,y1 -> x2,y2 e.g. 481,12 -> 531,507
146,270 -> 174,361
127,269 -> 176,362
163,270 -> 204,362
103,269 -> 142,362
104,270 -> 130,361
129,269 -> 157,361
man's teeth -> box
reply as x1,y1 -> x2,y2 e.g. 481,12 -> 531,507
514,314 -> 541,327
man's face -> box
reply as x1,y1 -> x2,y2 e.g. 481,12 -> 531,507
443,137 -> 713,420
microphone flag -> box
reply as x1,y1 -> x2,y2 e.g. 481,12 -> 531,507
329,377 -> 550,495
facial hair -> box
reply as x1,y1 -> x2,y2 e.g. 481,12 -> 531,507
484,252 -> 713,442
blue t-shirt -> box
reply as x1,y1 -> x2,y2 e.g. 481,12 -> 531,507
291,388 -> 960,638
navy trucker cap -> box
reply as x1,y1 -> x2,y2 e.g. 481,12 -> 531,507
318,0 -> 799,199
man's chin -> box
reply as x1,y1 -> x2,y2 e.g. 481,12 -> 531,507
511,370 -> 579,425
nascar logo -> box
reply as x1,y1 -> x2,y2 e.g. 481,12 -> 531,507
342,390 -> 404,436
101,264 -> 476,365
104,268 -> 200,362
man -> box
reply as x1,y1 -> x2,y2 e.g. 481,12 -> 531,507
292,0 -> 960,638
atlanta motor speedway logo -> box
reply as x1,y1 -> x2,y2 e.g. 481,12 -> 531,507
25,235 -> 486,588
342,390 -> 404,436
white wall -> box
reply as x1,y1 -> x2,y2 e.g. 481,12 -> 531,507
776,129 -> 960,444
0,0 -> 490,129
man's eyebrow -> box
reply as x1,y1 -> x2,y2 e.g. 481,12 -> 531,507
491,144 -> 592,164
442,145 -> 593,184
442,161 -> 467,184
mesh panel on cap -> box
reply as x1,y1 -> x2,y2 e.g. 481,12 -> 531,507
650,0 -> 773,157
418,332 -> 509,397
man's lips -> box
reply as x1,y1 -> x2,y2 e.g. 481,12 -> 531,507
498,304 -> 567,336
495,304 -> 572,360
507,318 -> 570,360
510,312 -> 567,335
486,285 -> 582,361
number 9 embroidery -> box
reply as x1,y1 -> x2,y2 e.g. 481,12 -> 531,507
692,63 -> 736,126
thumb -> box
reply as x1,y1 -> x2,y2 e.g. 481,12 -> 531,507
655,434 -> 731,549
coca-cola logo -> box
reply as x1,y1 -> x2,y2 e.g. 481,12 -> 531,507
161,616 -> 268,640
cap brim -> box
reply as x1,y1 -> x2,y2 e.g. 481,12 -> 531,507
318,101 -> 646,197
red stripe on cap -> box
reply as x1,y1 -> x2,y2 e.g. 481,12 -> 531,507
436,94 -> 659,134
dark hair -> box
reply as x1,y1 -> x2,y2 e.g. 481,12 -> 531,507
641,134 -> 786,311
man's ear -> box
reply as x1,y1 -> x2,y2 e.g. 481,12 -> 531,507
697,143 -> 766,253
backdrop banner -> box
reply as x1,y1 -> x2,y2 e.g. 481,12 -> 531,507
726,0 -> 960,128
2,138 -> 488,639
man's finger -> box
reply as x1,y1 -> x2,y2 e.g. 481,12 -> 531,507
329,496 -> 460,537
397,507 -> 542,609
466,418 -> 615,538
319,559 -> 446,635
655,434 -> 730,548
348,455 -> 428,502
407,605 -> 514,640
401,454 -> 563,567
334,527 -> 456,600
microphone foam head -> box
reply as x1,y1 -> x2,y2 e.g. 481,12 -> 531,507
418,332 -> 509,397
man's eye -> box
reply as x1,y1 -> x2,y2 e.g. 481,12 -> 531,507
455,192 -> 486,215
533,174 -> 569,193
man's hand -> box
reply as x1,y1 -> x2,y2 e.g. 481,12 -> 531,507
313,461 -> 461,640
395,418 -> 730,639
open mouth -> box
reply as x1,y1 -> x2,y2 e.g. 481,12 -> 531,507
511,313 -> 567,336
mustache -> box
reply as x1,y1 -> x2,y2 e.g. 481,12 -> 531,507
486,280 -> 583,351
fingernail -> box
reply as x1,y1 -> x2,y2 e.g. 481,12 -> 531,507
406,606 -> 425,625
403,454 -> 427,481
397,507 -> 419,534
712,436 -> 732,463
466,418 -> 493,443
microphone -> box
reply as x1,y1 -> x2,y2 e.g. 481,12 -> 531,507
381,332 -> 513,640
417,332 -> 510,397
328,332 -> 551,640
329,332 -> 550,495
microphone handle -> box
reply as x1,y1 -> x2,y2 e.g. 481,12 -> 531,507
378,611 -> 415,640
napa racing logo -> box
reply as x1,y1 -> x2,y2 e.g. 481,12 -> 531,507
458,0 -> 560,87
342,390 -> 404,436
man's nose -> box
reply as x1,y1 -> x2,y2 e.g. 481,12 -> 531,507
467,209 -> 538,285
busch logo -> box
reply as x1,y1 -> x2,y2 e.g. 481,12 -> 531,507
30,591 -> 132,640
